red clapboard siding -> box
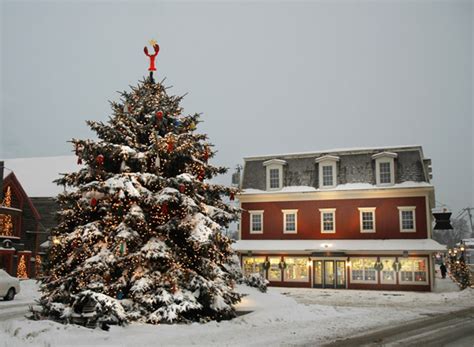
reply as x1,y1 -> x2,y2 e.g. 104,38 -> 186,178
241,196 -> 428,240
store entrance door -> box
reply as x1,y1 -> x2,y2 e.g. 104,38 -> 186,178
313,260 -> 346,289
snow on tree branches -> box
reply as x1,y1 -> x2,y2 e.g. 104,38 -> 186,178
34,77 -> 240,329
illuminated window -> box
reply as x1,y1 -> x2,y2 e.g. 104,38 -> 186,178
283,257 -> 309,282
380,257 -> 396,284
249,211 -> 264,234
350,257 -> 377,283
398,207 -> 416,232
399,258 -> 428,284
320,209 -> 336,234
268,257 -> 282,281
242,256 -> 266,277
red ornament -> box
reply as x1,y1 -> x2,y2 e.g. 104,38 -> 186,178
156,111 -> 163,122
96,154 -> 105,166
144,41 -> 160,72
167,138 -> 174,153
198,168 -> 205,181
179,184 -> 186,193
230,192 -> 235,201
203,147 -> 209,162
77,158 -> 82,165
91,198 -> 97,207
161,203 -> 169,215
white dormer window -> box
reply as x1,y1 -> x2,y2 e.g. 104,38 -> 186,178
315,155 -> 340,189
263,159 -> 286,191
372,152 -> 397,186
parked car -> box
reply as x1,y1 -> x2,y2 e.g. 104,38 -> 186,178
0,269 -> 20,301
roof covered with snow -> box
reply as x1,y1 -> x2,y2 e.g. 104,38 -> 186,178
2,156 -> 77,197
241,145 -> 431,191
233,239 -> 446,253
242,181 -> 433,195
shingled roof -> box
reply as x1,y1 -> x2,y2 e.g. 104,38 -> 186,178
241,145 -> 432,191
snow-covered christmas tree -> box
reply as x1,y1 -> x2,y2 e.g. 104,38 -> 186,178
36,41 -> 241,328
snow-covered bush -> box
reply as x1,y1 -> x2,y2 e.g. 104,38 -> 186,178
244,273 -> 269,293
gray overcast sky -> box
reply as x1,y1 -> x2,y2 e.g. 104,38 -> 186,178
0,1 -> 473,215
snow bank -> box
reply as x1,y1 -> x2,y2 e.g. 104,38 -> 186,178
1,280 -> 474,346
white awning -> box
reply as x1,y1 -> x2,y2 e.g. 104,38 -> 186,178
233,239 -> 446,253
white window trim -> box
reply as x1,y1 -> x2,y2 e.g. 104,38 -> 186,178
349,257 -> 378,284
358,207 -> 376,233
398,257 -> 429,285
263,159 -> 286,191
282,209 -> 298,234
316,156 -> 339,189
379,257 -> 397,284
249,210 -> 264,234
373,154 -> 396,186
398,206 -> 416,233
319,208 -> 336,234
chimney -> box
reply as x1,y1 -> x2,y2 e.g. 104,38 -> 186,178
0,161 -> 4,202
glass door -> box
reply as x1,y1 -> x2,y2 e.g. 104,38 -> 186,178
336,261 -> 346,288
313,260 -> 323,288
324,260 -> 335,288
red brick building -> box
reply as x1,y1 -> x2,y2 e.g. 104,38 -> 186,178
234,146 -> 445,291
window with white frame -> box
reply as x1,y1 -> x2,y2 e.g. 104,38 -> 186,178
282,209 -> 298,234
263,159 -> 286,191
350,257 -> 377,283
358,208 -> 376,233
372,152 -> 397,186
398,207 -> 416,232
269,168 -> 280,189
379,162 -> 391,184
320,208 -> 336,233
322,165 -> 334,186
315,156 -> 339,189
249,210 -> 264,234
399,257 -> 428,284
380,257 -> 397,284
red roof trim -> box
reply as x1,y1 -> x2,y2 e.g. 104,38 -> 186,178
3,172 -> 41,221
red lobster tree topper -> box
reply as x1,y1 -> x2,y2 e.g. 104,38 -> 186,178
144,39 -> 160,72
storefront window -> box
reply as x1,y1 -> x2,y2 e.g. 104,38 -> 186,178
380,257 -> 396,284
242,256 -> 265,277
284,257 -> 309,282
268,257 -> 282,281
399,258 -> 428,284
350,257 -> 377,283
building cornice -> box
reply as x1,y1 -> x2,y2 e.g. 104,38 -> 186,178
238,186 -> 434,203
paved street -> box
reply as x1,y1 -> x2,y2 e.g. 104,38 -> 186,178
325,307 -> 474,347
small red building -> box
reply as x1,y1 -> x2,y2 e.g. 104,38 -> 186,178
234,146 -> 445,291
0,170 -> 44,278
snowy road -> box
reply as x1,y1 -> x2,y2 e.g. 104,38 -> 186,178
0,280 -> 39,322
324,306 -> 474,347
1,279 -> 474,346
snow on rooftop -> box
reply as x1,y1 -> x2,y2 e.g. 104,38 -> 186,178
2,156 -> 77,197
241,181 -> 433,195
244,145 -> 423,160
233,239 -> 446,252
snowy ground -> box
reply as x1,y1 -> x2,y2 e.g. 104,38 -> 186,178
1,273 -> 473,347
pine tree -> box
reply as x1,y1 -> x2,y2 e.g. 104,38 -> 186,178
37,48 -> 240,328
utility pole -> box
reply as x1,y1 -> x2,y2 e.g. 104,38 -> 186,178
0,161 -> 4,202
